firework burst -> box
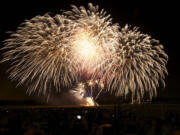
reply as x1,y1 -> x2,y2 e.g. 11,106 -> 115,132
1,3 -> 168,104
98,25 -> 168,102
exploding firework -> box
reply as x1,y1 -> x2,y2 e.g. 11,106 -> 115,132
97,25 -> 168,103
1,3 -> 168,104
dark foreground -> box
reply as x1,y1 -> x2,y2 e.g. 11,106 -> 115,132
0,104 -> 180,135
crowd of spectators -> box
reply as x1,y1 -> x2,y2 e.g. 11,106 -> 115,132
0,105 -> 180,135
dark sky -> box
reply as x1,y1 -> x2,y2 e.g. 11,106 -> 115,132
0,0 -> 179,103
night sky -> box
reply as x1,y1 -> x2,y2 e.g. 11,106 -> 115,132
0,0 -> 179,103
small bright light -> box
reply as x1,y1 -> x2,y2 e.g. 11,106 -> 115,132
88,80 -> 94,86
78,83 -> 84,88
100,83 -> 104,88
77,115 -> 81,119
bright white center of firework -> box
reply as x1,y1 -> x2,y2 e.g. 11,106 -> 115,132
71,31 -> 102,71
73,35 -> 97,60
78,39 -> 96,58
70,29 -> 107,75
